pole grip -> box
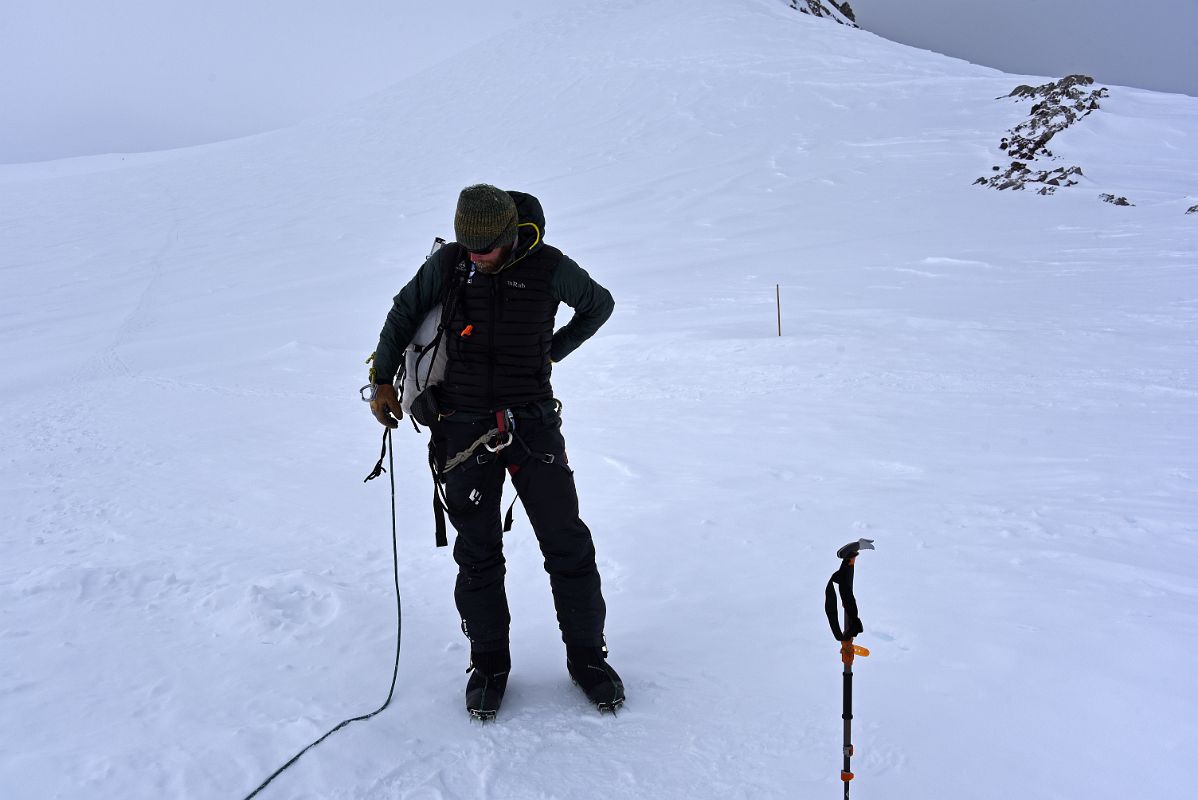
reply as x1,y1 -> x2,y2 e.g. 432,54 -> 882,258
825,538 -> 873,641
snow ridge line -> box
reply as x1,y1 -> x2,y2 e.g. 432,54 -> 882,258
787,0 -> 858,27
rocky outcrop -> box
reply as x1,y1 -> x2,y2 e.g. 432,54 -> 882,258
976,75 -> 1114,198
1187,204 -> 1198,215
789,1 -> 858,27
1100,193 -> 1134,207
982,163 -> 1083,195
1000,75 -> 1107,161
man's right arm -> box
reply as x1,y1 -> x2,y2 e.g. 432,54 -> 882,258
373,252 -> 448,384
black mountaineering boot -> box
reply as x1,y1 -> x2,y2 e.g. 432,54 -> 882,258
566,645 -> 625,713
465,647 -> 510,721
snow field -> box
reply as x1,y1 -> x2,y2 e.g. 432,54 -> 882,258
2,1 -> 1196,797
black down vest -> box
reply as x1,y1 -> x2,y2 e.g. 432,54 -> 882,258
438,244 -> 563,413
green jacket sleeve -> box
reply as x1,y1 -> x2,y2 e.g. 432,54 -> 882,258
373,252 -> 448,384
550,256 -> 614,362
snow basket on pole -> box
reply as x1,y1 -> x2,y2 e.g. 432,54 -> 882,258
825,538 -> 874,799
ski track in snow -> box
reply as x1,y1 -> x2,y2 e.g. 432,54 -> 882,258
3,0 -> 1198,798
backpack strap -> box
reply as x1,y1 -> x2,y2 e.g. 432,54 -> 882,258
427,434 -> 450,548
415,247 -> 472,549
409,250 -> 471,399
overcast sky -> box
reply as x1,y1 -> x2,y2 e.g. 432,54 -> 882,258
852,0 -> 1198,97
0,0 -> 566,164
1,0 -> 1195,164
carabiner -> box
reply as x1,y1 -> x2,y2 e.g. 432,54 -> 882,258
485,431 -> 513,453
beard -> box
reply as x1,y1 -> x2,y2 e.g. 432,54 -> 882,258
472,245 -> 513,274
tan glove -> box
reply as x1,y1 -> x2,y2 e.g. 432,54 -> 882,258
369,383 -> 403,428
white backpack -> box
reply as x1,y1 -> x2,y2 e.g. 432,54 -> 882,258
399,237 -> 461,419
401,302 -> 447,415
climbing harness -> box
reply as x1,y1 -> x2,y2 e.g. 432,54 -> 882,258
825,538 -> 875,799
239,428 -> 403,799
442,411 -> 516,470
432,404 -> 563,543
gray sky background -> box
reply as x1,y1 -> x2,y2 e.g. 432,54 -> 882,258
0,0 -> 567,164
1,0 -> 1195,164
852,0 -> 1198,97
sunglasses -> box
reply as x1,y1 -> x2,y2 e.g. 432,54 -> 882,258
465,229 -> 512,255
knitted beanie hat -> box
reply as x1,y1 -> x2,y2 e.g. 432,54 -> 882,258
454,184 -> 518,252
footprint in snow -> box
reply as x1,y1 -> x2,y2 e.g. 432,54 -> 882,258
202,572 -> 341,643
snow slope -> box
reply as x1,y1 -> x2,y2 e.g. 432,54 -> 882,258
2,0 -> 1196,798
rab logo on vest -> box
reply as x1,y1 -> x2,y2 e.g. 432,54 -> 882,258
505,279 -> 526,289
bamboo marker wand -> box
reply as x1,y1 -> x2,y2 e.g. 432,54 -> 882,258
776,284 -> 781,336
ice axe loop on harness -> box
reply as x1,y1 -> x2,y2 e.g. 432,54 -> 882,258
825,538 -> 874,799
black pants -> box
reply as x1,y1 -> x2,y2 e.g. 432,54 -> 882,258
440,409 -> 606,653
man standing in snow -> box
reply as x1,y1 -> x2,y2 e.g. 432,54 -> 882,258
367,184 -> 623,719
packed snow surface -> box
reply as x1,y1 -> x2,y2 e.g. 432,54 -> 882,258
2,1 -> 1196,798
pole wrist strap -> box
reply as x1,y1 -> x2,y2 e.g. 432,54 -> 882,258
824,538 -> 874,641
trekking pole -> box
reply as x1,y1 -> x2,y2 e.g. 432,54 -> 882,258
824,538 -> 874,799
